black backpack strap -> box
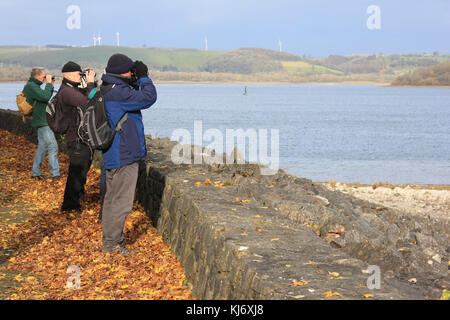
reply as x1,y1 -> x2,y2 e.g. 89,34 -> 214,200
115,113 -> 128,132
100,83 -> 127,132
100,84 -> 115,95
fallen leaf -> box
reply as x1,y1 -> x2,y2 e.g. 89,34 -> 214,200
328,272 -> 340,277
292,280 -> 308,286
323,290 -> 342,297
304,261 -> 319,265
440,289 -> 450,300
14,274 -> 24,282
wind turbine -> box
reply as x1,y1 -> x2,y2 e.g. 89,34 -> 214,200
204,35 -> 208,51
116,32 -> 120,47
97,33 -> 102,46
93,35 -> 97,46
278,39 -> 283,53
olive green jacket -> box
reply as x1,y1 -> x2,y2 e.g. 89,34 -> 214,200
23,77 -> 54,128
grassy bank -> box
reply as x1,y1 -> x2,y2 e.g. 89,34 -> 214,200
1,46 -> 448,85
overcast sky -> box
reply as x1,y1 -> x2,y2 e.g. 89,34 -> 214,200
0,0 -> 449,56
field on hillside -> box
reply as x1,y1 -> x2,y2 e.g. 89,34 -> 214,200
0,46 -> 225,71
0,46 -> 448,84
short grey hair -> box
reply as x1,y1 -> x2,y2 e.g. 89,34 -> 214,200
31,67 -> 45,78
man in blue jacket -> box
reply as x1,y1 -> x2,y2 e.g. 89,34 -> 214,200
101,54 -> 157,255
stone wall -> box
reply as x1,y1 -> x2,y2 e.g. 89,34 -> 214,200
0,110 -> 67,153
1,109 -> 447,300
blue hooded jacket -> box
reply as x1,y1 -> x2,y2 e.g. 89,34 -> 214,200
101,74 -> 157,169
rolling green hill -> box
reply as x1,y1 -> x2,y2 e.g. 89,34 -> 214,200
0,46 -> 226,72
0,46 -> 448,84
200,48 -> 304,74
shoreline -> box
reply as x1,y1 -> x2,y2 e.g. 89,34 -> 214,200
1,80 -> 389,85
320,180 -> 450,222
1,80 -> 449,87
387,84 -> 450,88
315,181 -> 450,190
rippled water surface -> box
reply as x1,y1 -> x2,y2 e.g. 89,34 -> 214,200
1,83 -> 449,184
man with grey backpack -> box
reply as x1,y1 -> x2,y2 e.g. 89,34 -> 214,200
100,54 -> 157,256
58,61 -> 97,213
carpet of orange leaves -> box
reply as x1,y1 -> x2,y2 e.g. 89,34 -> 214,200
0,129 -> 192,300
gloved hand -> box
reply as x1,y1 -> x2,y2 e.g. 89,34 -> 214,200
133,60 -> 149,80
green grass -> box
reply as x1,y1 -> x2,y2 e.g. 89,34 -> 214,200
281,61 -> 343,74
0,46 -> 226,71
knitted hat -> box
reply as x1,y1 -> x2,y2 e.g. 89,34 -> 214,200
61,61 -> 82,73
106,53 -> 134,74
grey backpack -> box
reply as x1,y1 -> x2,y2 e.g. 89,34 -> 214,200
76,84 -> 127,151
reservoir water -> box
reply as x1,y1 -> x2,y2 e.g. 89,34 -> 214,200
1,83 -> 449,184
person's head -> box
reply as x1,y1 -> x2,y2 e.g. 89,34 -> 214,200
31,67 -> 46,82
106,53 -> 134,77
61,61 -> 83,83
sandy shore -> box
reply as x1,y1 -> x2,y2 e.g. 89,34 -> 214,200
320,182 -> 450,221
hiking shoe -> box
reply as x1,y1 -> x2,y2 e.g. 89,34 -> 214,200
102,244 -> 137,256
31,175 -> 47,180
61,206 -> 82,214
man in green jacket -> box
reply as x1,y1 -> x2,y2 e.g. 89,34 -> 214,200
23,67 -> 60,179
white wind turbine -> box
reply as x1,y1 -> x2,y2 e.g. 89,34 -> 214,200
204,35 -> 208,51
116,32 -> 120,47
278,39 -> 283,53
97,33 -> 102,46
93,34 -> 97,46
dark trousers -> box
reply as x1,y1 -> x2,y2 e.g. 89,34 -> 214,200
61,140 -> 92,211
102,162 -> 139,248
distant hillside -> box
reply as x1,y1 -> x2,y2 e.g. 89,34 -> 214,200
391,60 -> 450,86
308,53 -> 450,75
0,46 -> 225,72
200,48 -> 302,74
0,46 -> 449,84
